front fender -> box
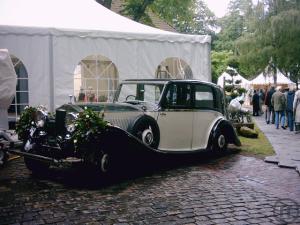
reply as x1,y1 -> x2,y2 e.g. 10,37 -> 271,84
208,119 -> 241,147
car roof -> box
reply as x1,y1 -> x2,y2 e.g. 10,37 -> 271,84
122,79 -> 221,89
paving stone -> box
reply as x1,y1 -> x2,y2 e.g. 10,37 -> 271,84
253,116 -> 300,173
0,153 -> 299,225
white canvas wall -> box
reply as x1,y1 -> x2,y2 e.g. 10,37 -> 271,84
0,0 -> 211,112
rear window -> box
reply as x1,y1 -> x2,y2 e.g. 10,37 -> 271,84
194,84 -> 215,109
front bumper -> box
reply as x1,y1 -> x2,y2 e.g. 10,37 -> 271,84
8,149 -> 83,167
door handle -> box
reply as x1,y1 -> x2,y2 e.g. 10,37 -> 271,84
160,112 -> 166,116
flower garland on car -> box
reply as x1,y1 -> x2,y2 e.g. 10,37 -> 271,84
72,107 -> 108,149
15,106 -> 37,141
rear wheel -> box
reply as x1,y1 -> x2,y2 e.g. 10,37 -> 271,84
212,129 -> 228,152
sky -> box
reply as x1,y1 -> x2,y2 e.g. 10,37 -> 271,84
203,0 -> 231,18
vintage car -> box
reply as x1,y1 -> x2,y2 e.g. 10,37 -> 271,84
10,79 -> 241,174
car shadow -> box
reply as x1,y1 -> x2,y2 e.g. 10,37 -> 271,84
30,147 -> 241,190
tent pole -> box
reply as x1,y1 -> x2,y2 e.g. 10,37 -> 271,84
49,34 -> 54,112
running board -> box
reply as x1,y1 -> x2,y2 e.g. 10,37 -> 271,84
8,149 -> 83,166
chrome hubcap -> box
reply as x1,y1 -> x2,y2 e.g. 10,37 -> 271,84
142,128 -> 154,146
0,150 -> 4,161
100,154 -> 109,173
218,135 -> 226,148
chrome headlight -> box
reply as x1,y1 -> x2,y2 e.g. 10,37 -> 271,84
35,108 -> 48,128
65,112 -> 78,133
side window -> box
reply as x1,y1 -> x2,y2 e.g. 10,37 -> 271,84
164,83 -> 192,109
194,84 -> 215,109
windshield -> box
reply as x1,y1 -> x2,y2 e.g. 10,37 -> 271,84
116,83 -> 165,105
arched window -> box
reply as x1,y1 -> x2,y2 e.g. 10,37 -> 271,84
8,55 -> 29,127
74,55 -> 119,103
156,57 -> 193,79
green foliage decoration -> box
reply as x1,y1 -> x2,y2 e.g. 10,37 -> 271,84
234,79 -> 242,85
224,85 -> 234,92
16,106 -> 37,141
72,107 -> 108,149
238,88 -> 246,95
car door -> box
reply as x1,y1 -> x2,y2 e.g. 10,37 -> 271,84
192,83 -> 223,150
156,82 -> 193,151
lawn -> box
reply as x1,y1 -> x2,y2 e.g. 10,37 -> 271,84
237,124 -> 275,159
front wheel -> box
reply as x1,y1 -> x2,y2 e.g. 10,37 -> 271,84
92,150 -> 113,175
130,115 -> 160,149
212,129 -> 228,152
0,148 -> 8,167
24,157 -> 49,174
23,143 -> 49,174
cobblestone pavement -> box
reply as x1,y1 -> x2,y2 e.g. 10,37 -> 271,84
253,115 -> 300,173
0,150 -> 300,225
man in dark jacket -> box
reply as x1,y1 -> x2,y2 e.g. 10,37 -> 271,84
252,90 -> 260,116
286,87 -> 295,131
264,86 -> 275,124
271,87 -> 286,129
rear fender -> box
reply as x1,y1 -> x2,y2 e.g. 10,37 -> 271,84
208,119 -> 241,148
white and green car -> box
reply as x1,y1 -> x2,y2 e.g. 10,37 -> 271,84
11,79 -> 241,174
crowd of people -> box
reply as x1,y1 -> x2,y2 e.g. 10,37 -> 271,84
252,86 -> 300,133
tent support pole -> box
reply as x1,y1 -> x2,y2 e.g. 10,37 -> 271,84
49,34 -> 54,112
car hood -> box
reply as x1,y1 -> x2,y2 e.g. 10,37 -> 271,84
77,102 -> 144,112
76,102 -> 144,131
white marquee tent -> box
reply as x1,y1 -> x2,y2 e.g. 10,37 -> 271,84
250,70 -> 295,86
217,69 -> 250,89
0,0 -> 211,113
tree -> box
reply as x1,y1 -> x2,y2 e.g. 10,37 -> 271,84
211,51 -> 234,83
121,0 -> 217,35
213,0 -> 253,51
211,0 -> 254,80
235,0 -> 300,83
172,0 -> 217,35
121,0 -> 156,25
271,9 -> 300,86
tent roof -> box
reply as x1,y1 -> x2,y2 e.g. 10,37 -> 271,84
0,0 -> 210,43
217,69 -> 249,88
251,70 -> 294,85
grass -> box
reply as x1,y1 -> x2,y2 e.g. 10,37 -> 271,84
237,124 -> 275,159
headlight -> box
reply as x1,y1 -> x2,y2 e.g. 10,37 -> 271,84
36,120 -> 45,128
35,108 -> 48,128
66,123 -> 76,133
65,112 -> 78,133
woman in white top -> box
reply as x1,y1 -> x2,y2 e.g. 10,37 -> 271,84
293,89 -> 300,133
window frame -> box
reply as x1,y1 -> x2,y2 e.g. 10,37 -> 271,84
8,56 -> 29,124
192,83 -> 217,111
160,82 -> 193,110
73,55 -> 119,103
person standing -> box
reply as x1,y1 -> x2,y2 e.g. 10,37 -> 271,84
264,86 -> 275,124
271,87 -> 286,129
252,90 -> 260,116
286,87 -> 295,131
293,89 -> 300,133
259,89 -> 265,115
283,88 -> 289,128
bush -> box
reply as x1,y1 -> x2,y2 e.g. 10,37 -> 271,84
238,126 -> 258,138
